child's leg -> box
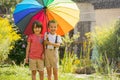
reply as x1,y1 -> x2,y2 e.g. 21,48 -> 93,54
32,70 -> 37,80
46,67 -> 52,80
53,68 -> 58,80
38,71 -> 44,80
29,59 -> 37,80
37,59 -> 44,80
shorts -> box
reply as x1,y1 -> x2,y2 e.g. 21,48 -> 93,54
45,49 -> 59,68
29,59 -> 44,71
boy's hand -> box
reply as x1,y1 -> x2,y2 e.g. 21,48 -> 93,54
45,40 -> 53,45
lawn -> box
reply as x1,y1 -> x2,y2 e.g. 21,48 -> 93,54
0,65 -> 120,80
0,65 -> 81,80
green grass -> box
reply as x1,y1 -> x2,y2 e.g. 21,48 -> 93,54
0,66 -> 31,80
0,65 -> 120,80
0,65 -> 81,80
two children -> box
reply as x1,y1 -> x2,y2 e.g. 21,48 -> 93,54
25,20 -> 62,80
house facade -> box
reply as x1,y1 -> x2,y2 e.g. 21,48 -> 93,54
74,0 -> 120,29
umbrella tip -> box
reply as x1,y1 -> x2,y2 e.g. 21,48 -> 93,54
43,7 -> 47,9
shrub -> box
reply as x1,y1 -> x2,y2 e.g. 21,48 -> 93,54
61,52 -> 77,73
60,32 -> 80,73
0,17 -> 20,63
92,20 -> 120,62
92,20 -> 120,73
9,33 -> 27,65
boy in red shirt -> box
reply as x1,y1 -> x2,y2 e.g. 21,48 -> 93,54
25,20 -> 44,80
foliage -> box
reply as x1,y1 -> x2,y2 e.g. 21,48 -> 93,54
79,32 -> 92,67
9,33 -> 27,65
1,2 -> 27,65
72,32 -> 93,74
0,17 -> 20,63
92,51 -> 117,74
60,32 -> 93,73
60,32 -> 80,73
60,52 -> 77,73
92,20 -> 120,62
114,20 -> 120,62
62,32 -> 80,52
92,20 -> 120,74
0,65 -> 31,80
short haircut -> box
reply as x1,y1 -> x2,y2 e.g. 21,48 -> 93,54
48,20 -> 57,27
32,20 -> 43,33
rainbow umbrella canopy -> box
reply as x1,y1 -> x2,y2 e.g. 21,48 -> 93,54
13,0 -> 80,35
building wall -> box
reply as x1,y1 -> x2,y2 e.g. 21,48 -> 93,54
75,3 -> 95,34
76,3 -> 95,21
95,8 -> 120,26
74,3 -> 95,56
75,3 -> 95,39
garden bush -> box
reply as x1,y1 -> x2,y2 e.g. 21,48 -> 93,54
9,33 -> 27,65
92,20 -> 120,73
0,17 -> 20,63
60,33 -> 80,73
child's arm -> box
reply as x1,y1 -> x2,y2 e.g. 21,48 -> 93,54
52,43 -> 60,48
44,33 -> 53,45
52,35 -> 62,48
25,42 -> 30,63
44,40 -> 60,47
44,40 -> 53,45
44,34 -> 61,48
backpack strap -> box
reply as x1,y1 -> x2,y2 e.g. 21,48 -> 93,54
54,35 -> 58,49
46,32 -> 49,49
46,33 -> 58,50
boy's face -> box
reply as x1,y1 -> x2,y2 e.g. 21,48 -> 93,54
49,23 -> 57,34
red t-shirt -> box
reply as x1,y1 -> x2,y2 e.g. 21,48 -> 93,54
27,34 -> 44,59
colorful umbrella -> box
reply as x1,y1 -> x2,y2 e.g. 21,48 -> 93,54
13,0 -> 79,35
